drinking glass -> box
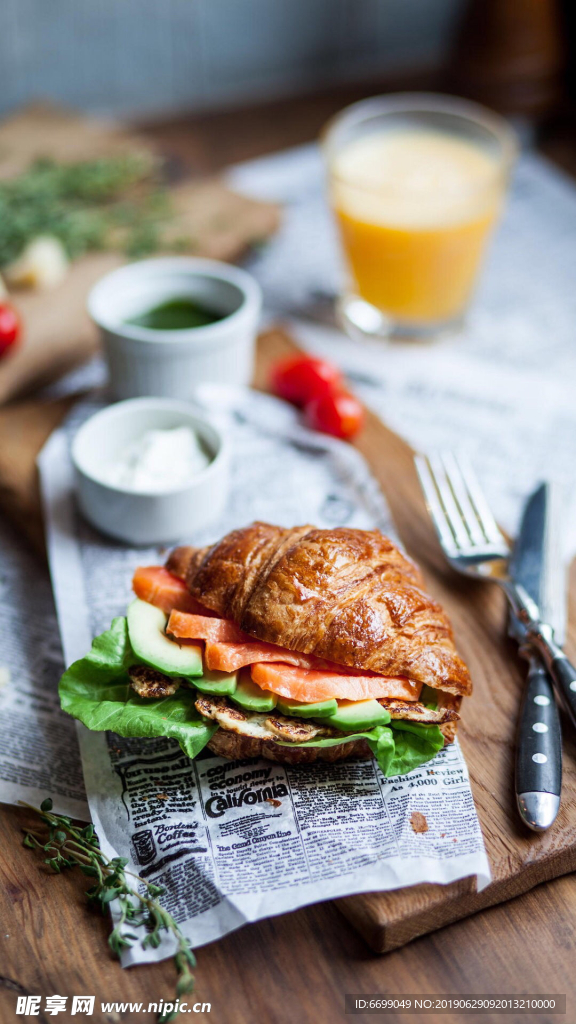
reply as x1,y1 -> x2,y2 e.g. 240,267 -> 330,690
322,93 -> 517,340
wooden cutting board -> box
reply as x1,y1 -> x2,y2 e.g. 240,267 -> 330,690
0,106 -> 280,405
2,325 -> 576,958
254,329 -> 576,954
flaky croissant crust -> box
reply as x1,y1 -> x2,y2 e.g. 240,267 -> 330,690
167,523 -> 472,697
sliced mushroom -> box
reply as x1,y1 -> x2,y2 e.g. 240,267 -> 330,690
129,665 -> 181,699
194,694 -> 279,739
194,694 -> 331,742
264,713 -> 330,743
378,697 -> 459,725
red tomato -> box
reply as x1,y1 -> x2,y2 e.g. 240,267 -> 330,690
0,303 -> 20,357
304,389 -> 364,440
271,354 -> 343,407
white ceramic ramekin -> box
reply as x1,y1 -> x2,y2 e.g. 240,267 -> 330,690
88,257 -> 262,400
71,397 -> 230,545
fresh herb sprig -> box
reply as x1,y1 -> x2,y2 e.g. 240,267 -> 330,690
0,155 -> 178,268
20,799 -> 195,1023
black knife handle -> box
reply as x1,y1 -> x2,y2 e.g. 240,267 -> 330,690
516,659 -> 561,804
511,598 -> 576,730
506,586 -> 576,731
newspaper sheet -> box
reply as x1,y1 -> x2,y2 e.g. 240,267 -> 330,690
35,385 -> 490,960
227,144 -> 576,552
0,517 -> 88,819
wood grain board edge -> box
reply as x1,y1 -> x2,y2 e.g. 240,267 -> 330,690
336,846 -> 576,953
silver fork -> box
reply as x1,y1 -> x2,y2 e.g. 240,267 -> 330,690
415,451 -> 576,726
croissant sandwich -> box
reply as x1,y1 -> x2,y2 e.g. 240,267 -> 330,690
60,523 -> 471,778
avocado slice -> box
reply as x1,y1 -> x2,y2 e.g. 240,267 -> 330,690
276,696 -> 338,719
324,699 -> 391,731
230,673 -> 277,713
194,668 -> 238,696
127,598 -> 202,677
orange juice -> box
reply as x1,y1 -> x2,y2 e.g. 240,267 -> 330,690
330,130 -> 503,323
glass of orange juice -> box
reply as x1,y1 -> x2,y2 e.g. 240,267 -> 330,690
323,94 -> 517,340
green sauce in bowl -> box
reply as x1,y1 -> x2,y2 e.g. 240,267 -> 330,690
127,297 -> 224,331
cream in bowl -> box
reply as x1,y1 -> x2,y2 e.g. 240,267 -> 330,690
88,257 -> 262,401
71,397 -> 230,545
102,425 -> 211,492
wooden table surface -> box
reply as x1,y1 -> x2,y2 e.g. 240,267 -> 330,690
2,83 -> 576,1024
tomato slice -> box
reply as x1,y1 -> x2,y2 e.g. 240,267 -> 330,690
271,354 -> 343,407
304,389 -> 364,440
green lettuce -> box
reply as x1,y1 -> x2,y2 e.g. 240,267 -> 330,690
387,719 -> 445,776
279,719 -> 444,778
59,618 -> 444,775
59,618 -> 217,760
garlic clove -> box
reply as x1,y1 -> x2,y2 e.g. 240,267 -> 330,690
5,235 -> 69,290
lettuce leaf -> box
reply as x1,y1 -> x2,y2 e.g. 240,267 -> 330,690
386,720 -> 444,777
59,618 -> 444,774
59,618 -> 217,760
276,725 -> 395,771
279,720 -> 443,778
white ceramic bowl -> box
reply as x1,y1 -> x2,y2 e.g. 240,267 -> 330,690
71,397 -> 230,545
88,257 -> 262,400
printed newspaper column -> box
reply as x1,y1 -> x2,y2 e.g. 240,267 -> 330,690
105,736 -> 221,924
285,762 -> 398,880
379,744 -> 488,860
196,756 -> 310,892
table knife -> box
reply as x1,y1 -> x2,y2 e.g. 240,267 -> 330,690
509,483 -> 564,831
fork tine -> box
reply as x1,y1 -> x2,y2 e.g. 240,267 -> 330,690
427,452 -> 472,549
454,452 -> 505,545
440,451 -> 487,546
414,455 -> 461,555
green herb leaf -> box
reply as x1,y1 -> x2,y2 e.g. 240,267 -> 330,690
0,155 -> 178,268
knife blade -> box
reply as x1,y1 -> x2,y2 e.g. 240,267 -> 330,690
509,482 -> 564,831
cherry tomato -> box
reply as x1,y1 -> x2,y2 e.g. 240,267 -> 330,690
271,354 -> 343,407
0,302 -> 20,357
304,389 -> 364,440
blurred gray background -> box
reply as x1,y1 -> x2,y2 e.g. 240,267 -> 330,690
0,0 -> 465,119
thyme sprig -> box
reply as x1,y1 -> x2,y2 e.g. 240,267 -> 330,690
20,799 -> 195,1023
0,155 -> 178,267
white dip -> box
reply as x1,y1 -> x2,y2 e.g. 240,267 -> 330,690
105,426 -> 211,492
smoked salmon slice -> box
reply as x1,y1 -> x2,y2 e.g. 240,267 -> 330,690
132,566 -> 212,616
170,614 -> 328,668
168,610 -> 347,672
203,640 -> 317,673
168,611 -> 247,644
162,600 -> 423,703
251,662 -> 422,704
